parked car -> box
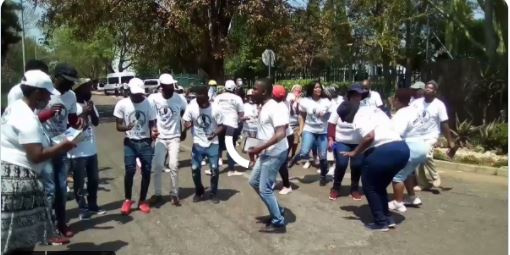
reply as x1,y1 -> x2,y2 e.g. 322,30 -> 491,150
103,72 -> 135,96
143,79 -> 160,94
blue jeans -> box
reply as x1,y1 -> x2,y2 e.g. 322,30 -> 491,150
70,155 -> 99,210
249,151 -> 287,226
294,131 -> 328,176
393,140 -> 429,182
361,141 -> 410,227
51,154 -> 70,228
40,163 -> 55,211
332,143 -> 363,192
124,138 -> 153,201
191,144 -> 220,195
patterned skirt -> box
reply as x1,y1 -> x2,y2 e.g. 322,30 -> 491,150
1,161 -> 53,253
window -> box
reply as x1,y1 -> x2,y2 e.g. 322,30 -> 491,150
107,77 -> 119,84
120,76 -> 134,84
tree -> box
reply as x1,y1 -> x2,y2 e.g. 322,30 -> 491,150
1,0 -> 22,65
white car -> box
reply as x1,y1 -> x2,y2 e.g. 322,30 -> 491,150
144,79 -> 160,94
104,72 -> 135,95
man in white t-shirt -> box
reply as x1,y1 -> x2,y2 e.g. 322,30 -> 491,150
147,74 -> 187,207
114,78 -> 157,215
248,78 -> 289,233
361,78 -> 383,108
68,78 -> 105,220
37,63 -> 82,238
7,59 -> 49,107
214,80 -> 245,176
182,86 -> 225,204
410,80 -> 456,190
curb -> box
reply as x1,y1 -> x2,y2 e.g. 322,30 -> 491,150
436,159 -> 508,177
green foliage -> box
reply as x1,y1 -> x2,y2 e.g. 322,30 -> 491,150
476,122 -> 508,154
451,114 -> 478,147
1,0 -> 22,64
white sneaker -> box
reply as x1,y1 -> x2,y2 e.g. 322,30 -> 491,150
228,170 -> 243,176
327,165 -> 335,176
279,186 -> 293,195
303,161 -> 311,169
164,168 -> 171,173
204,169 -> 212,175
201,160 -> 206,166
388,200 -> 407,213
316,169 -> 321,174
404,196 -> 422,206
218,159 -> 223,166
413,186 -> 422,192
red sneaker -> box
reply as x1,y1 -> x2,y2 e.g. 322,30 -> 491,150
121,200 -> 134,215
48,236 -> 70,246
57,224 -> 74,238
329,189 -> 339,201
138,201 -> 151,214
351,191 -> 363,201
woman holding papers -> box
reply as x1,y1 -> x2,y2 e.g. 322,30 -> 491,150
1,70 -> 77,252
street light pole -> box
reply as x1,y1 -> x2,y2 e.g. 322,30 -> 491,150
20,0 -> 26,71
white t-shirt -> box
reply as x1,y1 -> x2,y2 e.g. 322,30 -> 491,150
7,83 -> 23,106
257,99 -> 289,156
330,96 -> 344,110
299,97 -> 331,134
182,100 -> 223,147
391,106 -> 426,141
148,93 -> 187,139
68,103 -> 99,158
361,90 -> 383,107
43,90 -> 78,138
352,107 -> 402,148
213,92 -> 244,128
328,110 -> 361,144
409,97 -> 449,142
1,100 -> 51,173
113,98 -> 156,140
243,102 -> 259,133
286,94 -> 301,128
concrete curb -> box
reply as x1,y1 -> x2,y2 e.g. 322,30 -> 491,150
436,159 -> 508,177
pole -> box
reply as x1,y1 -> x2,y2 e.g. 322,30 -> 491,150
20,0 -> 26,72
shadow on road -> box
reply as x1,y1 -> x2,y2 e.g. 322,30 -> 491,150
68,200 -> 134,234
64,240 -> 128,252
340,204 -> 406,225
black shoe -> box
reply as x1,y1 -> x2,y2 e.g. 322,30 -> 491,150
259,224 -> 286,233
79,209 -> 91,220
319,177 -> 328,186
255,215 -> 272,225
88,206 -> 106,215
209,193 -> 220,204
148,195 -> 163,206
193,194 -> 204,203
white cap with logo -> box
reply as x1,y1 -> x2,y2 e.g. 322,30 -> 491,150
128,78 -> 145,94
22,70 -> 60,95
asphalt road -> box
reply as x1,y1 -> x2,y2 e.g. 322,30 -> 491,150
35,94 -> 508,255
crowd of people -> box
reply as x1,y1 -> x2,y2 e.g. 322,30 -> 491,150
1,60 -> 457,253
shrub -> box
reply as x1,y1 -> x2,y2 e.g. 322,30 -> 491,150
477,121 -> 508,154
451,115 -> 478,148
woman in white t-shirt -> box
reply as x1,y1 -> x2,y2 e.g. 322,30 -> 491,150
288,81 -> 331,186
340,101 -> 410,232
242,89 -> 259,138
388,88 -> 429,213
1,70 -> 77,251
327,85 -> 363,201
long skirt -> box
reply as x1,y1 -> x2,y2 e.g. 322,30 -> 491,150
1,161 -> 53,253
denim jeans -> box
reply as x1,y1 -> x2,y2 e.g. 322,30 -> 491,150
51,154 -> 70,228
332,142 -> 363,192
124,138 -> 153,202
294,131 -> 328,176
70,154 -> 99,210
249,150 -> 287,226
361,141 -> 410,227
152,138 -> 181,197
191,143 -> 220,195
393,139 -> 429,182
40,163 -> 55,211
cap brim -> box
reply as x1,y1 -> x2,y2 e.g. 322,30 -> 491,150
61,74 -> 79,83
129,88 -> 145,94
46,86 -> 61,96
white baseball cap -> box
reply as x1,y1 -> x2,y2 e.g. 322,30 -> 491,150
225,80 -> 236,92
159,73 -> 178,85
128,78 -> 145,94
21,70 -> 60,95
